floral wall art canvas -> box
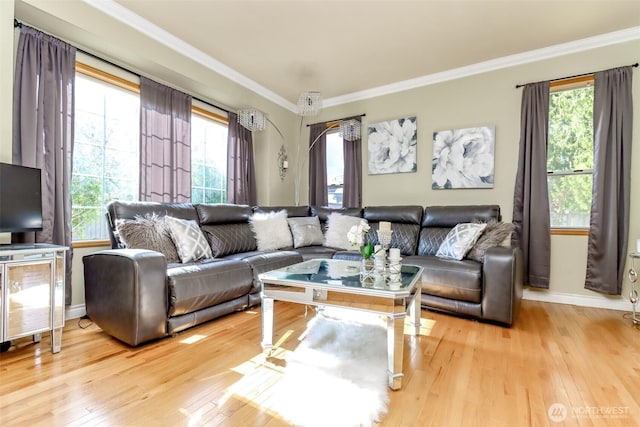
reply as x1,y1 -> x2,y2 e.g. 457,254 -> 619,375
367,116 -> 417,175
432,125 -> 495,189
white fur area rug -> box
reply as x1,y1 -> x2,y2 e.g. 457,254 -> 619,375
274,310 -> 389,427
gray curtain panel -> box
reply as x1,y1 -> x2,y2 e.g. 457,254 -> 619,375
308,123 -> 328,206
585,66 -> 633,295
226,112 -> 257,206
139,76 -> 192,202
12,26 -> 76,304
342,117 -> 362,208
511,81 -> 551,288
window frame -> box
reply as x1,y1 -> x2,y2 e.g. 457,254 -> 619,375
548,75 -> 594,236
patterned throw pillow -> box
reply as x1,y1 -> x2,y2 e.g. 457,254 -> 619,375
287,216 -> 325,248
323,213 -> 364,250
436,223 -> 487,260
115,214 -> 180,263
165,216 -> 213,263
249,210 -> 293,251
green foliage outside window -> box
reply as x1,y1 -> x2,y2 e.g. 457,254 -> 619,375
547,85 -> 594,228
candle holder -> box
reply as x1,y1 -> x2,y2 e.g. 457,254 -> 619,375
377,229 -> 393,250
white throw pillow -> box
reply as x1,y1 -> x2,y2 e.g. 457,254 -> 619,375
324,213 -> 365,250
250,210 -> 293,251
287,216 -> 325,248
164,216 -> 213,263
436,223 -> 487,260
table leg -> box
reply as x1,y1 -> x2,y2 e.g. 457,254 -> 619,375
387,314 -> 405,390
261,296 -> 274,355
410,288 -> 422,335
51,328 -> 62,353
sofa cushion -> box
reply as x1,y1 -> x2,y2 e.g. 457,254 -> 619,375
115,214 -> 180,263
165,216 -> 212,263
291,245 -> 337,261
404,255 -> 483,303
287,216 -> 325,248
436,223 -> 487,260
201,223 -> 257,257
418,228 -> 452,256
234,250 -> 303,293
324,213 -> 364,250
167,259 -> 253,316
369,222 -> 420,256
250,210 -> 293,251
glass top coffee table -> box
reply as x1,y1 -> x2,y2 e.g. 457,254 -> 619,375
259,258 -> 423,390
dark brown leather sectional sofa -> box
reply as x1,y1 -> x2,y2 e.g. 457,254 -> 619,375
83,201 -> 523,346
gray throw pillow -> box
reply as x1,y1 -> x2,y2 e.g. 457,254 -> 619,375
287,216 -> 325,248
165,216 -> 213,263
116,214 -> 180,263
466,220 -> 515,262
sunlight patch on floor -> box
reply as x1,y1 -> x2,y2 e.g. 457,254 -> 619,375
179,334 -> 207,344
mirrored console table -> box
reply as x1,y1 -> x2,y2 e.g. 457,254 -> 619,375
627,252 -> 640,326
0,243 -> 68,353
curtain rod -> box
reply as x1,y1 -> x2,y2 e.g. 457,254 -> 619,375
14,18 -> 231,114
306,113 -> 366,127
515,62 -> 639,89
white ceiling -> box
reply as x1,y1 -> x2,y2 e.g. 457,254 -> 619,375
28,1 -> 640,111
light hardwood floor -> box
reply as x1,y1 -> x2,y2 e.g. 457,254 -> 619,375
0,300 -> 638,427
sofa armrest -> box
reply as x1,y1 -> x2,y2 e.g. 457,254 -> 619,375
481,246 -> 523,326
83,249 -> 168,346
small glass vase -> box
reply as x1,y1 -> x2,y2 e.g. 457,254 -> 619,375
360,257 -> 375,283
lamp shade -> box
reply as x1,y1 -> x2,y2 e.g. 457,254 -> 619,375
339,119 -> 361,141
237,108 -> 266,132
297,91 -> 322,116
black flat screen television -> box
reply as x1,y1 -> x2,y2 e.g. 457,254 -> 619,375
0,162 -> 43,232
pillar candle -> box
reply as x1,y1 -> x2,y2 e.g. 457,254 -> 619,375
379,221 -> 391,232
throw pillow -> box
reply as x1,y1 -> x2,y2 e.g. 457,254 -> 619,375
115,214 -> 180,263
466,220 -> 515,262
323,213 -> 364,250
287,216 -> 325,248
249,210 -> 293,251
165,216 -> 213,263
436,223 -> 487,260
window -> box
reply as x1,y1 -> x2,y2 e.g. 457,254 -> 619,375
547,77 -> 594,229
72,63 -> 229,242
191,108 -> 228,204
326,130 -> 344,208
72,71 -> 140,240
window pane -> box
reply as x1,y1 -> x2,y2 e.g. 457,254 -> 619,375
191,114 -> 228,204
548,86 -> 594,172
326,131 -> 344,208
548,174 -> 592,228
72,73 -> 139,240
547,84 -> 594,228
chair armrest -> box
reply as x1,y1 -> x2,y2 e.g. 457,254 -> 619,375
481,246 -> 523,326
83,249 -> 168,346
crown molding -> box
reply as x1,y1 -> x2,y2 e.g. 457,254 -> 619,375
81,0 -> 298,113
324,25 -> 640,107
81,0 -> 640,112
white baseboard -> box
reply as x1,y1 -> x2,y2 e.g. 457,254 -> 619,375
65,304 -> 86,320
523,288 -> 631,312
